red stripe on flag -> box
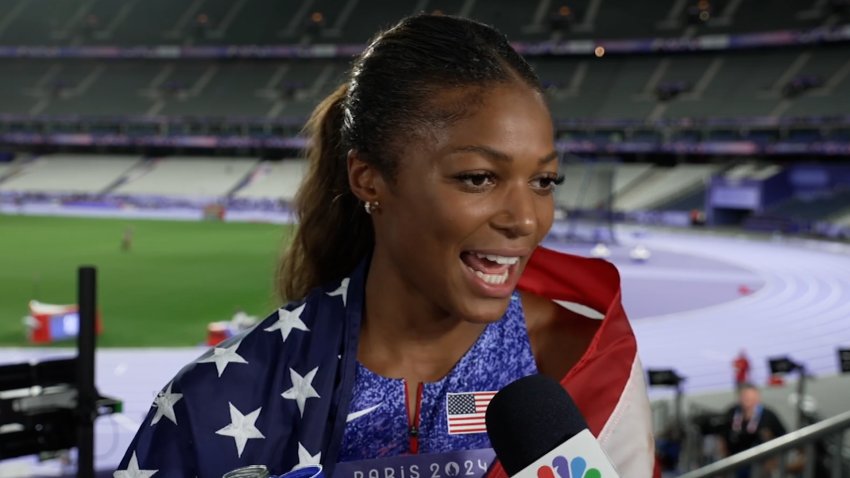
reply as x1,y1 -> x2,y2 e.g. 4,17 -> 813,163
516,247 -> 635,435
483,246 -> 652,478
449,416 -> 485,424
449,422 -> 485,428
448,427 -> 486,434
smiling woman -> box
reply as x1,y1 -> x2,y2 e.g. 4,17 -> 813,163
115,14 -> 656,478
352,83 -> 558,326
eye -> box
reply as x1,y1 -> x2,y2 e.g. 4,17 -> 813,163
455,172 -> 497,191
530,174 -> 565,193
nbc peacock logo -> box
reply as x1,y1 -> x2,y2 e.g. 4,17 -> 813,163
536,455 -> 602,478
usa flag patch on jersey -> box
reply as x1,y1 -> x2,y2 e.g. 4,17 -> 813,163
446,391 -> 496,435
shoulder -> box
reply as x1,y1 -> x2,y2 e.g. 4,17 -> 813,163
123,281 -> 355,476
520,290 -> 602,341
174,284 -> 345,394
762,407 -> 786,428
169,308 -> 291,394
520,290 -> 602,379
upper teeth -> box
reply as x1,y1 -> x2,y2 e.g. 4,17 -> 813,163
474,253 -> 520,265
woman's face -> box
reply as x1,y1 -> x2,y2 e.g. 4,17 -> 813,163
372,82 -> 558,323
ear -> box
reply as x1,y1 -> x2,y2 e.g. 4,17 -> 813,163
347,149 -> 385,203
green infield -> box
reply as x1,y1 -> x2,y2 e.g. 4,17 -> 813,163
0,214 -> 292,347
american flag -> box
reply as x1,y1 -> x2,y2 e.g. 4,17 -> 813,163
486,246 -> 657,478
115,247 -> 655,477
114,275 -> 357,478
446,391 -> 496,435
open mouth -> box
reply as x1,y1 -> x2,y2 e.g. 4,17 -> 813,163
460,251 -> 521,286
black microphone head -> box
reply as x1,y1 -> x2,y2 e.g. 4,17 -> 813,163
485,374 -> 588,476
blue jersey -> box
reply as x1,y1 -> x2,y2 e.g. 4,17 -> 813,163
339,294 -> 538,461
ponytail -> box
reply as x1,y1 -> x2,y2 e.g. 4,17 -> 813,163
277,84 -> 374,300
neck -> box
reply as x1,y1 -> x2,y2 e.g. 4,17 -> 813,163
358,252 -> 487,383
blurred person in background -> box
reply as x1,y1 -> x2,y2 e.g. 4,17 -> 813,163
120,225 -> 134,252
720,383 -> 787,478
115,14 -> 656,478
732,349 -> 750,390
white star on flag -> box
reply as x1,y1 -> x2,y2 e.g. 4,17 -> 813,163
326,277 -> 349,306
265,303 -> 309,342
113,451 -> 158,478
197,340 -> 248,377
215,403 -> 265,457
296,442 -> 322,468
150,382 -> 183,426
282,366 -> 320,417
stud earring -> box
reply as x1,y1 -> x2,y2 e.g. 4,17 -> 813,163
364,201 -> 380,214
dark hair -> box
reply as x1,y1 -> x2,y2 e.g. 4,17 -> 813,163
278,14 -> 543,300
738,382 -> 758,392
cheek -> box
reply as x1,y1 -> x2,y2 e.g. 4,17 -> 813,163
383,195 -> 458,265
411,189 -> 494,239
536,196 -> 556,235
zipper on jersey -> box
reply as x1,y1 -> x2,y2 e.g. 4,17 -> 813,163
404,380 -> 423,454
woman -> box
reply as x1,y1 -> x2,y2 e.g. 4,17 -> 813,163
115,14 -> 655,478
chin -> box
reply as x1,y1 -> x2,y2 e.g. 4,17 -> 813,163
455,296 -> 513,324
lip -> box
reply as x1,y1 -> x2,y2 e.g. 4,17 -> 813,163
459,248 -> 531,298
462,248 -> 533,259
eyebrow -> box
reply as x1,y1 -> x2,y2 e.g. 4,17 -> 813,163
449,145 -> 559,165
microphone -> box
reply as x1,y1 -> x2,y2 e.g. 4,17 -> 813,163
485,374 -> 620,478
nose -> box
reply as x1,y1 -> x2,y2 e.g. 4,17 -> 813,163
491,182 -> 538,238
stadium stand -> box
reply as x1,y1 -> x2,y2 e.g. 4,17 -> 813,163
282,61 -> 347,118
662,50 -> 789,119
232,159 -> 306,201
0,60 -> 48,115
3,44 -> 850,122
154,62 -> 277,118
650,183 -> 707,211
0,154 -> 142,194
542,56 -> 660,121
614,163 -> 721,211
766,189 -> 850,222
328,0 -> 422,43
1,0 -> 842,46
0,0 -> 847,121
611,163 -> 656,201
0,159 -> 13,182
111,156 -> 258,198
552,161 -> 722,214
835,208 -> 850,227
555,163 -> 610,211
0,0 -> 848,236
723,161 -> 759,180
0,155 -> 728,215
